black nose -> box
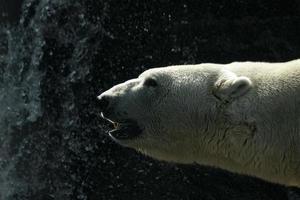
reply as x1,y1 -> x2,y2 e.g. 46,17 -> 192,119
97,95 -> 110,112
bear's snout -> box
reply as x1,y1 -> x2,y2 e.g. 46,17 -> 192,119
97,94 -> 113,118
97,95 -> 110,111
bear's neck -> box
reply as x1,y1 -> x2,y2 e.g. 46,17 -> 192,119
194,97 -> 300,187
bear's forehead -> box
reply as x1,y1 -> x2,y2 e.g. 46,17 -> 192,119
139,65 -> 204,78
139,65 -> 218,83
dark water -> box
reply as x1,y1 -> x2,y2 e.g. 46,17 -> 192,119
0,0 -> 300,199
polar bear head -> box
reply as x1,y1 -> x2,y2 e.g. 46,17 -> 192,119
97,64 -> 252,163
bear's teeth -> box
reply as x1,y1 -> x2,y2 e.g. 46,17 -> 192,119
113,122 -> 119,129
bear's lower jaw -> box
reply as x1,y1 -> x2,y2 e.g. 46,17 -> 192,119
108,120 -> 143,140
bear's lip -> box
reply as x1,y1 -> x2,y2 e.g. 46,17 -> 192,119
108,120 -> 143,140
101,113 -> 143,140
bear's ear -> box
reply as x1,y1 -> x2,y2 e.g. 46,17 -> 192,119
213,71 -> 252,102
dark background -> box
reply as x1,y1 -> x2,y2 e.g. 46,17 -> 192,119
0,0 -> 300,199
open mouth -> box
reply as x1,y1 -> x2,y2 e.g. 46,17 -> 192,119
101,114 -> 143,140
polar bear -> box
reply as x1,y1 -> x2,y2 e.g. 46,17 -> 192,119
97,59 -> 300,187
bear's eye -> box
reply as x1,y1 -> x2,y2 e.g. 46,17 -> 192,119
144,77 -> 158,87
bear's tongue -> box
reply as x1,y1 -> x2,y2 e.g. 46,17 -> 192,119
109,122 -> 143,140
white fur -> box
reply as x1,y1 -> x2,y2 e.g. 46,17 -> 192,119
100,59 -> 300,187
